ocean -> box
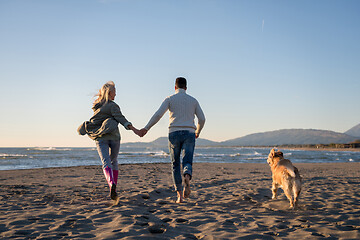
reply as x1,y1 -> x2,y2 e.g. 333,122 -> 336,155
0,146 -> 359,171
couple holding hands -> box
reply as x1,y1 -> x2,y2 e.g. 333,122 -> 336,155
78,77 -> 206,203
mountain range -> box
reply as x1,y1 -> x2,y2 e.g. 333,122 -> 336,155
344,123 -> 360,138
123,123 -> 360,147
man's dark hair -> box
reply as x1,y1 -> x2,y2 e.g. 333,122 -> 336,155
175,77 -> 187,89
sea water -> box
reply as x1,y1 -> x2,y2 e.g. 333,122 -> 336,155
0,146 -> 359,170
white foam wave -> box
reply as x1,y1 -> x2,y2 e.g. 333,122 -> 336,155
246,156 -> 266,160
229,152 -> 265,157
195,153 -> 227,157
0,153 -> 27,158
30,147 -> 57,151
325,153 -> 339,156
120,151 -> 168,156
230,153 -> 241,157
27,147 -> 75,151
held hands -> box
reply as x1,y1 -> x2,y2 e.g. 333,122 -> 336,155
132,126 -> 198,138
129,125 -> 148,137
132,128 -> 142,137
133,124 -> 200,138
131,125 -> 198,138
138,128 -> 148,137
129,125 -> 142,137
134,128 -> 147,137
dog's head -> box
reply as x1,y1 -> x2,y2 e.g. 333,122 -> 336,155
267,148 -> 284,166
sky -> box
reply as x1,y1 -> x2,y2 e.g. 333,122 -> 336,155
0,0 -> 359,147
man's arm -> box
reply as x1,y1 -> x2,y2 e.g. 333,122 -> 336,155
143,98 -> 170,131
194,101 -> 205,138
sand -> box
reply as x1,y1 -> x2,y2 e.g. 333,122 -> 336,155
1,162 -> 360,239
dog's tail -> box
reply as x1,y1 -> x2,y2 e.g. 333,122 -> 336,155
286,166 -> 296,178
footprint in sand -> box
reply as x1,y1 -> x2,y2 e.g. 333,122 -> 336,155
148,223 -> 166,234
175,218 -> 188,223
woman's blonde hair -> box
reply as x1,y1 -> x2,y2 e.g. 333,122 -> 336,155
93,81 -> 116,106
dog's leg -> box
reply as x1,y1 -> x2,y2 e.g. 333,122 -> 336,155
293,179 -> 301,207
283,185 -> 294,209
272,182 -> 278,199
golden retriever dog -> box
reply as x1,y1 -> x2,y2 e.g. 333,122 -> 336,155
267,148 -> 301,209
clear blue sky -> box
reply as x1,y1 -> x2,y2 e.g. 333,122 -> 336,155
1,0 -> 359,147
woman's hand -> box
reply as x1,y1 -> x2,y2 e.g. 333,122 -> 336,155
128,125 -> 148,137
139,128 -> 148,137
128,125 -> 141,137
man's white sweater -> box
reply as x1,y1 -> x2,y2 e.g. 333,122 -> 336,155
144,88 -> 205,134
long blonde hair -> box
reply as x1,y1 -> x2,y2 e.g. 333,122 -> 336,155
93,81 -> 115,107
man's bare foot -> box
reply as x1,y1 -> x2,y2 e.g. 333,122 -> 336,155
183,174 -> 191,199
176,191 -> 183,203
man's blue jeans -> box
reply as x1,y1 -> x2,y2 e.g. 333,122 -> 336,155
168,130 -> 196,192
95,139 -> 120,170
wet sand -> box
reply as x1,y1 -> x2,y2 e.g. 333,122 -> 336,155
1,162 -> 359,239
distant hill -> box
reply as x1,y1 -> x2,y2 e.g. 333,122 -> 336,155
345,123 -> 360,138
123,128 -> 358,148
220,129 -> 357,146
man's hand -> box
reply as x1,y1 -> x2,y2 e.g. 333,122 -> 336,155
129,125 -> 142,137
139,128 -> 148,137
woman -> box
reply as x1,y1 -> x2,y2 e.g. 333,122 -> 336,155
78,81 -> 140,201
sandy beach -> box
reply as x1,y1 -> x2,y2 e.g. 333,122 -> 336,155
1,162 -> 359,239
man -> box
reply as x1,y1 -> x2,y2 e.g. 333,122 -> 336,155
139,77 -> 205,203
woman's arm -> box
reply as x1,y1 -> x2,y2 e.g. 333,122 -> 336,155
111,104 -> 132,130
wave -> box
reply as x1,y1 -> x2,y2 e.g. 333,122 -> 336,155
325,152 -> 339,156
29,147 -> 57,151
230,153 -> 241,157
28,147 -> 73,151
198,152 -> 266,158
1,147 -> 358,171
195,153 -> 228,158
0,153 -> 28,159
245,156 -> 267,160
119,151 -> 168,157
